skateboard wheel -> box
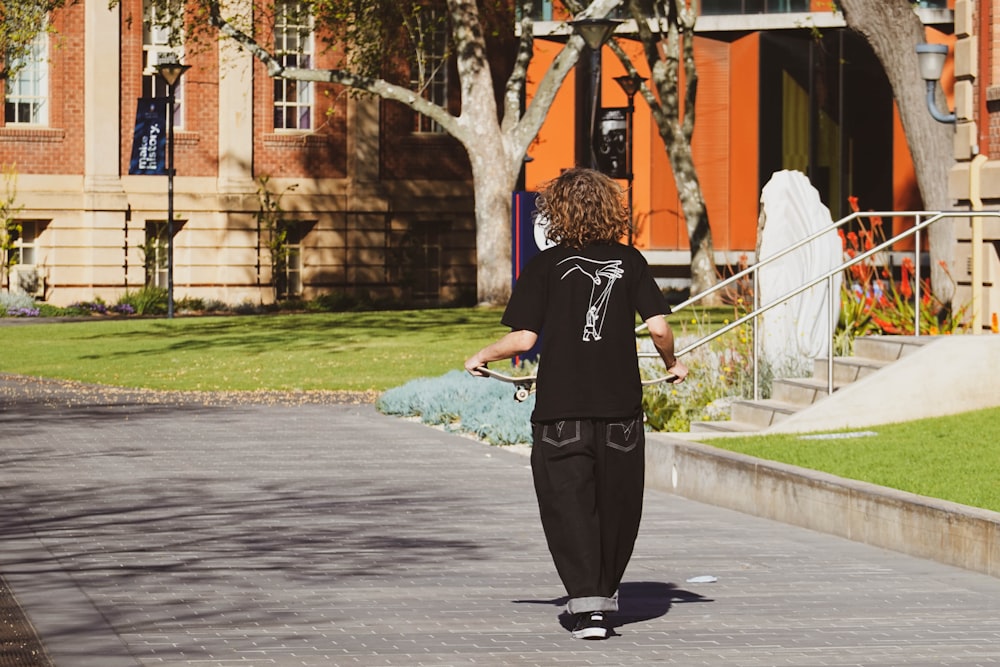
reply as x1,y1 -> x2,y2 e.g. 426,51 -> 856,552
514,388 -> 530,402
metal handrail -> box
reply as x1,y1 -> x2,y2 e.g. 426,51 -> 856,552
638,210 -> 1000,398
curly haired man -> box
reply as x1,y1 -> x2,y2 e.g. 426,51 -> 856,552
466,168 -> 688,640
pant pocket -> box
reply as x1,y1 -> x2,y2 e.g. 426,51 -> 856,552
605,416 -> 642,452
536,420 -> 583,448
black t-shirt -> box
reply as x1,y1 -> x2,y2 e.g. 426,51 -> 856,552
502,242 -> 670,422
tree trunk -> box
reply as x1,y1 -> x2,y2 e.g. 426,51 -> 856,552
467,153 -> 520,305
838,0 -> 956,301
629,0 -> 718,302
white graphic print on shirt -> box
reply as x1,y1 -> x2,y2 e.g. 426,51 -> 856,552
557,256 -> 624,342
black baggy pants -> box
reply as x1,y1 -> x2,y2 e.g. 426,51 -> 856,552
530,414 -> 645,615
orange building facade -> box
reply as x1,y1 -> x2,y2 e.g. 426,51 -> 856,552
524,2 -> 956,288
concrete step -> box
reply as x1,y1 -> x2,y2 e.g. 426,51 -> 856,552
770,376 -> 843,406
688,419 -> 763,434
853,335 -> 934,362
813,356 -> 889,383
731,398 -> 802,429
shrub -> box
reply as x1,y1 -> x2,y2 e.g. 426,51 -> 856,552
0,290 -> 36,316
176,296 -> 206,312
117,286 -> 167,316
835,197 -> 969,354
376,369 -> 534,446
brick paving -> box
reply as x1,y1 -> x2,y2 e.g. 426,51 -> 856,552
2,375 -> 1000,666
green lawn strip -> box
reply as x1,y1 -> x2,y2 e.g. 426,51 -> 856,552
0,308 -> 509,392
702,406 -> 1000,513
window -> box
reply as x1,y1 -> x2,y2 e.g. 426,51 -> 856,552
274,1 -> 313,130
4,31 -> 49,125
144,221 -> 169,288
701,0 -> 809,14
10,220 -> 43,266
7,220 -> 46,297
410,8 -> 449,134
276,222 -> 306,299
142,0 -> 186,128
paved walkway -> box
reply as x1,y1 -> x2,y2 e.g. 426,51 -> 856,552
2,375 -> 1000,666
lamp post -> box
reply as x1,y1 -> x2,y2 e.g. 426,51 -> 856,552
915,43 -> 956,124
154,58 -> 190,319
570,17 -> 620,170
614,74 -> 645,246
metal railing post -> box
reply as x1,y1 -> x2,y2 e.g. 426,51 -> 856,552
828,273 -> 836,394
914,215 -> 922,337
753,266 -> 760,400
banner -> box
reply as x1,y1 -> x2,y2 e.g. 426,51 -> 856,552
594,107 -> 628,179
128,98 -> 168,175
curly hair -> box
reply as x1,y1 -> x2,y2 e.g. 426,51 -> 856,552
535,168 -> 629,249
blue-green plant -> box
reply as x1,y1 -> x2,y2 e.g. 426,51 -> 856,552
0,290 -> 36,316
377,369 -> 534,446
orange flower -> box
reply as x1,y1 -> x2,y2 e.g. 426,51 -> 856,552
848,195 -> 859,213
992,312 -> 999,334
900,277 -> 912,299
847,231 -> 859,248
900,258 -> 912,299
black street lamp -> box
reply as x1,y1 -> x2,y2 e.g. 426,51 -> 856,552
614,73 -> 646,246
154,58 -> 190,319
570,17 -> 620,170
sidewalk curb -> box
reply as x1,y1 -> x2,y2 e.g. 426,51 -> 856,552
646,434 -> 1000,578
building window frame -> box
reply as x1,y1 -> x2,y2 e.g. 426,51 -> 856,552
6,220 -> 47,297
410,7 -> 450,134
142,0 -> 187,128
143,221 -> 169,289
275,221 -> 307,299
4,31 -> 49,126
273,1 -> 314,131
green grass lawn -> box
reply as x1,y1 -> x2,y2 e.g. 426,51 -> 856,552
0,308 -> 510,392
700,407 -> 1000,513
5,307 -> 997,514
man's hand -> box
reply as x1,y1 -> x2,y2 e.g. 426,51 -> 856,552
465,356 -> 487,376
666,359 -> 689,383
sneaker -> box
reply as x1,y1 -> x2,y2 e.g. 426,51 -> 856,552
571,611 -> 608,640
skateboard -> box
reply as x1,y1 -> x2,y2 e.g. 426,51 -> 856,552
472,367 -> 536,402
474,367 -> 679,401
642,374 -> 679,386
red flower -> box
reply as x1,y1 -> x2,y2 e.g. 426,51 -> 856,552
848,196 -> 859,213
900,258 -> 912,299
872,315 -> 900,334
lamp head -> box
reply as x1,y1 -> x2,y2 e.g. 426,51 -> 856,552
155,55 -> 191,87
570,17 -> 621,50
614,74 -> 646,97
915,43 -> 948,82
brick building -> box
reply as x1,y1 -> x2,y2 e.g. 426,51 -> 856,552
2,0 -> 478,307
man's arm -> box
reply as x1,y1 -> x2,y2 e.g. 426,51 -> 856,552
464,330 -> 539,376
645,314 -> 688,383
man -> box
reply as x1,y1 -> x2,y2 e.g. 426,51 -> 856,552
465,168 -> 688,640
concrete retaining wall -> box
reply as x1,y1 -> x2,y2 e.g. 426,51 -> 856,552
646,436 -> 1000,578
